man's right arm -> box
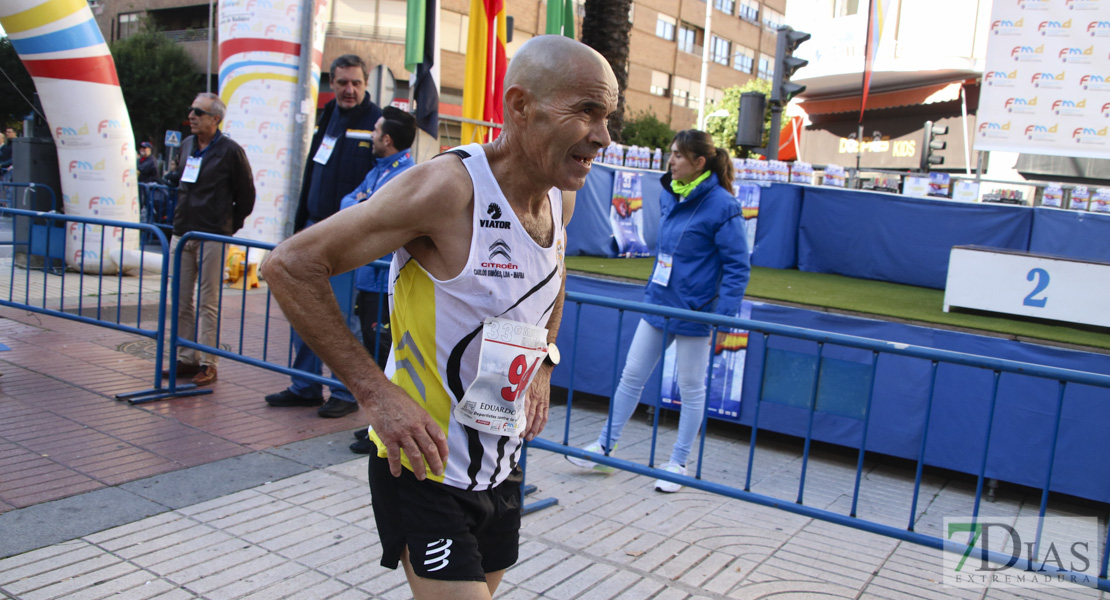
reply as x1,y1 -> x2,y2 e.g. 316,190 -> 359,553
261,156 -> 472,479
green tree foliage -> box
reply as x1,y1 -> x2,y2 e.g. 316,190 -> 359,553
703,79 -> 773,158
110,28 -> 201,153
0,38 -> 38,130
621,111 -> 675,151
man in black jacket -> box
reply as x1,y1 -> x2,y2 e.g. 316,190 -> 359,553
137,142 -> 159,183
166,92 -> 256,386
266,54 -> 382,418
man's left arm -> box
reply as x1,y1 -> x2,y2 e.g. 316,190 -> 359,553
230,146 -> 256,233
523,190 -> 575,441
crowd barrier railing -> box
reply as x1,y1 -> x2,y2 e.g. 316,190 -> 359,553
137,183 -> 176,246
527,291 -> 1110,591
0,207 -> 186,400
128,230 -> 392,404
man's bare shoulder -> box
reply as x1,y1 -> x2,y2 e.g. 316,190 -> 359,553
371,152 -> 473,220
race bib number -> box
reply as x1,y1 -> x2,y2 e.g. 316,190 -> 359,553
650,253 -> 673,287
313,135 -> 338,165
453,317 -> 549,436
181,156 -> 202,183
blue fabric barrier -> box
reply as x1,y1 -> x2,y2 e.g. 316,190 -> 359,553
1030,208 -> 1110,263
557,274 -> 1110,502
796,187 -> 1033,289
566,164 -> 663,257
752,183 -> 803,269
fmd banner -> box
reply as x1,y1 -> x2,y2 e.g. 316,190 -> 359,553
977,0 -> 1110,158
218,0 -> 329,244
0,0 -> 140,274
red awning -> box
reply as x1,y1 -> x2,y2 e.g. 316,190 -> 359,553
797,80 -> 970,116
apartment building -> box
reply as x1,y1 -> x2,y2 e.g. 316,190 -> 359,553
92,0 -> 790,135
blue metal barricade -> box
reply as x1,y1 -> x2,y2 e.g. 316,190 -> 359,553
137,183 -> 176,247
0,207 -> 176,399
530,291 -> 1110,591
127,230 -> 391,404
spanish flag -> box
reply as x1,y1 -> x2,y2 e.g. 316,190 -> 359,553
462,0 -> 507,143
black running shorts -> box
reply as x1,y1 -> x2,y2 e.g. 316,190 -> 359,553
367,453 -> 522,581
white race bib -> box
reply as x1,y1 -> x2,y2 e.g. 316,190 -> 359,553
181,156 -> 202,183
453,317 -> 549,436
313,135 -> 338,165
650,253 -> 673,287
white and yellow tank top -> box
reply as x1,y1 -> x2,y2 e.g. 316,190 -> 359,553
371,143 -> 565,491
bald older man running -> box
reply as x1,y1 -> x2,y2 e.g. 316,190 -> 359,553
262,36 -> 618,599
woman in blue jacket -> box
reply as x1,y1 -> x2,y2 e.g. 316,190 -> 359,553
569,129 -> 751,492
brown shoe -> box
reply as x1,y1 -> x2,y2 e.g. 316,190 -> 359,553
193,365 -> 217,386
163,361 -> 202,378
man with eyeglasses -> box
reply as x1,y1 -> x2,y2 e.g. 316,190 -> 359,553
265,54 -> 383,419
164,92 -> 256,387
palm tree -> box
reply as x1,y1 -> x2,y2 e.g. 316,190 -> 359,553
580,0 -> 632,143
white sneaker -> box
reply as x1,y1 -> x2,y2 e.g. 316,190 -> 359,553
654,462 -> 686,493
565,442 -> 616,473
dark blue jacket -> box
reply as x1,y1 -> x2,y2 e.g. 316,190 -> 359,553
293,93 -> 381,232
643,171 -> 751,337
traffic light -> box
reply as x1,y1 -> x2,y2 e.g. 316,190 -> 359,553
771,27 -> 811,105
920,120 -> 948,171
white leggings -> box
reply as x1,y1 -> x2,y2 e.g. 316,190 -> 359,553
596,319 -> 712,466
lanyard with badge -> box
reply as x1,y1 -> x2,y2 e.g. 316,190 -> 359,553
650,196 -> 706,288
181,130 -> 221,184
313,134 -> 338,165
453,317 -> 550,436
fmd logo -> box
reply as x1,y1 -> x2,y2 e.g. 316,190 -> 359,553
68,159 -> 106,180
1052,98 -> 1087,116
991,18 -> 1025,35
98,119 -> 124,139
54,123 -> 91,146
1059,45 -> 1094,63
979,121 -> 1012,139
1079,73 -> 1110,90
88,196 -> 117,213
285,3 -> 300,16
258,121 -> 285,137
73,250 -> 98,263
63,193 -> 80,207
68,222 -> 100,240
1032,70 -> 1066,88
246,0 -> 273,9
253,216 -> 280,231
239,96 -> 265,110
1011,44 -> 1045,61
264,24 -> 292,36
1018,0 -> 1050,10
1025,123 -> 1059,141
1038,19 -> 1072,35
1004,96 -> 1038,114
985,70 -> 1018,86
1065,0 -> 1101,10
1102,102 -> 1110,117
1089,20 -> 1110,35
1073,126 -> 1108,144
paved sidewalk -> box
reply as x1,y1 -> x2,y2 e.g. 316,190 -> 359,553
0,295 -> 1105,598
0,401 -> 1105,599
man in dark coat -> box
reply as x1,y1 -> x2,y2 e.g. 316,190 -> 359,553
266,54 -> 383,418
